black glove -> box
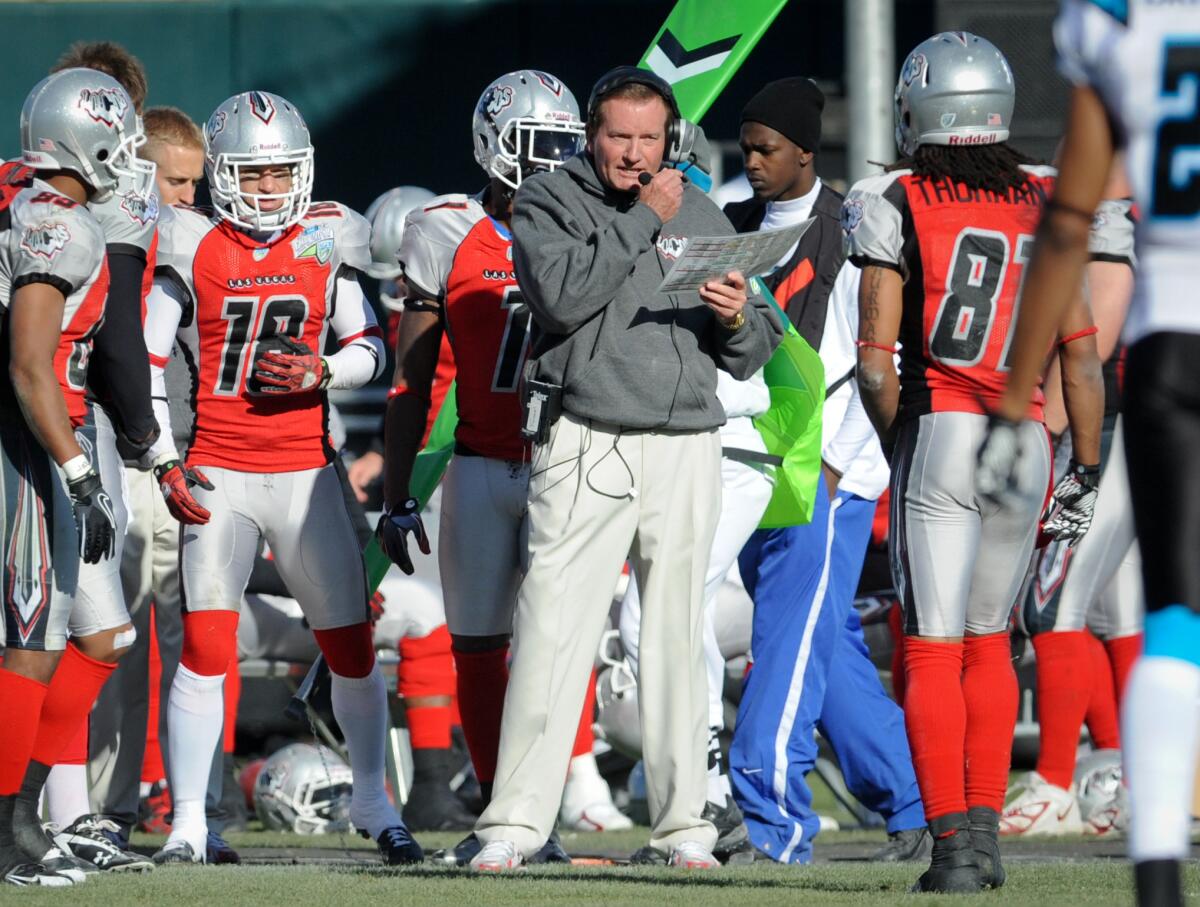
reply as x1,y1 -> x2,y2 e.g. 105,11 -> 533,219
975,414 -> 1024,504
1042,459 -> 1101,546
66,469 -> 116,564
375,498 -> 430,575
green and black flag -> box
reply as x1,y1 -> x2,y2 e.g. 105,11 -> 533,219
638,0 -> 789,122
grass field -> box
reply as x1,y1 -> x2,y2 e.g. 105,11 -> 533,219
5,827 -> 1195,906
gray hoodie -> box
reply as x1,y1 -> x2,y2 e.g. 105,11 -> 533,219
512,154 -> 784,431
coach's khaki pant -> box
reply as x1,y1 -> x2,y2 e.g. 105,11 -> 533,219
476,413 -> 722,857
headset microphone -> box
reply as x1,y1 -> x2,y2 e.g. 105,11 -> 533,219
638,172 -> 653,187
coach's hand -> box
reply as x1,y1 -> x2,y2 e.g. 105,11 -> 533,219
156,459 -> 213,525
701,271 -> 748,328
638,168 -> 684,223
1041,460 -> 1100,546
376,498 -> 430,575
67,469 -> 116,564
253,336 -> 326,394
975,415 -> 1023,505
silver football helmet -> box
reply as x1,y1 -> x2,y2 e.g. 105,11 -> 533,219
472,70 -> 584,190
364,185 -> 436,282
894,31 -> 1015,157
253,743 -> 353,835
1074,748 -> 1125,835
20,68 -> 154,202
204,91 -> 314,231
594,631 -> 642,760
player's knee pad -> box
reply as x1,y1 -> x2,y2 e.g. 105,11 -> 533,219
398,625 -> 454,699
313,622 -> 375,678
180,610 -> 240,676
450,633 -> 510,655
1144,605 -> 1200,668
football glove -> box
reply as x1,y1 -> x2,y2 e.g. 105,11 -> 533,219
66,469 -> 116,564
155,459 -> 214,525
1042,459 -> 1100,546
375,498 -> 430,575
253,336 -> 326,394
975,414 -> 1023,505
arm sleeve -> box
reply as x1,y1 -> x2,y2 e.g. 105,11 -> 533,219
511,176 -> 664,334
144,275 -> 186,464
90,248 -> 158,449
325,271 -> 386,390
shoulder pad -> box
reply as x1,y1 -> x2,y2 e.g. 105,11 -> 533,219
89,185 -> 159,251
11,189 -> 105,293
842,170 -> 908,268
301,201 -> 372,273
153,204 -> 213,302
398,193 -> 487,301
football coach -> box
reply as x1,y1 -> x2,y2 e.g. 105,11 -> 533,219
472,67 -> 784,870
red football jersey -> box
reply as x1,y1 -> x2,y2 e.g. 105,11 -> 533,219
0,163 -> 109,428
150,202 -> 379,471
845,165 -> 1057,422
399,193 -> 528,461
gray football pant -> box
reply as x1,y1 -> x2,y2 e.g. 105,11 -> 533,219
476,413 -> 721,857
891,411 -> 1050,637
88,467 -> 225,835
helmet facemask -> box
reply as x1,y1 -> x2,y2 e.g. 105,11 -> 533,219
208,149 -> 314,232
492,117 -> 584,190
106,125 -> 157,199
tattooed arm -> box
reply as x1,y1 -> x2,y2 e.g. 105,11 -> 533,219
855,265 -> 903,442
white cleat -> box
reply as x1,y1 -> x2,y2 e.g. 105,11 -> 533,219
667,841 -> 719,869
560,753 -> 632,831
469,839 -> 523,873
999,772 -> 1083,836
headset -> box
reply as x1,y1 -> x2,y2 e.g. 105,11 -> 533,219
587,65 -> 693,166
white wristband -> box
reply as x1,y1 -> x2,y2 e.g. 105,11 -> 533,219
61,454 -> 91,483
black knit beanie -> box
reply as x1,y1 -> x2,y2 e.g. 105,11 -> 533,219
740,77 -> 825,153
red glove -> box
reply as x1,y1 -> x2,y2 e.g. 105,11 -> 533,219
253,335 -> 326,394
155,459 -> 214,525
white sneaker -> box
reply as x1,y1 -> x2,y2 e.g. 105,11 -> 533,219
667,841 -> 719,869
560,753 -> 633,831
999,772 -> 1083,836
470,840 -> 523,872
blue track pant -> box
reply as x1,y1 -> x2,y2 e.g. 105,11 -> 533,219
731,478 -> 924,863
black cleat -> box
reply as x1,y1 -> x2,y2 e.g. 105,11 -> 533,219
630,845 -> 668,866
152,840 -> 202,865
1,857 -> 74,888
55,815 -> 153,872
870,826 -> 933,863
364,825 -> 424,865
528,830 -> 570,864
432,832 -> 480,867
205,831 -> 240,865
967,806 -> 1005,889
702,795 -> 751,863
1135,859 -> 1183,907
912,815 -> 982,894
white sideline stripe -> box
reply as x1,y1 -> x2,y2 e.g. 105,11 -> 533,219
773,497 -> 842,863
644,45 -> 732,85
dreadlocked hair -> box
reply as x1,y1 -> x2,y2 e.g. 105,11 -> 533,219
887,142 -> 1035,195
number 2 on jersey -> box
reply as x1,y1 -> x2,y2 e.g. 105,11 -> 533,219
216,294 -> 309,395
930,227 -> 1033,370
1152,41 -> 1200,218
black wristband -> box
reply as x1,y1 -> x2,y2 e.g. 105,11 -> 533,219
1067,458 -> 1101,489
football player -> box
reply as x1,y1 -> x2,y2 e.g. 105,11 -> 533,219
376,70 -> 604,862
1003,186 -> 1141,839
0,71 -> 124,887
978,2 -> 1200,903
848,32 -> 1104,892
142,91 -> 420,866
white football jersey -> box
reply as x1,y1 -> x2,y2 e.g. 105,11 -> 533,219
87,171 -> 158,253
1056,0 -> 1200,341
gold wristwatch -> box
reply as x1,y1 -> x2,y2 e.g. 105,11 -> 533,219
721,309 -> 746,332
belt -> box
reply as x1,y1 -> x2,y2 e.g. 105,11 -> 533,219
722,446 -> 782,467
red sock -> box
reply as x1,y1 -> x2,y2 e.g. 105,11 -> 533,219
902,638 -> 966,822
889,605 -> 906,706
58,715 -> 89,765
223,658 -> 241,754
312,622 -> 375,678
400,626 -> 456,750
1105,633 -> 1143,710
0,668 -> 49,795
452,645 -> 508,783
1084,632 -> 1121,750
31,644 -> 115,767
1031,631 -> 1091,788
571,667 -> 597,758
142,617 -> 165,784
963,633 -> 1018,812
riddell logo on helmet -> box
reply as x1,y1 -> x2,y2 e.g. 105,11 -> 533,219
948,132 -> 1000,146
77,87 -> 129,129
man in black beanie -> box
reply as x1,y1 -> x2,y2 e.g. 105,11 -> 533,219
723,77 -> 931,865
